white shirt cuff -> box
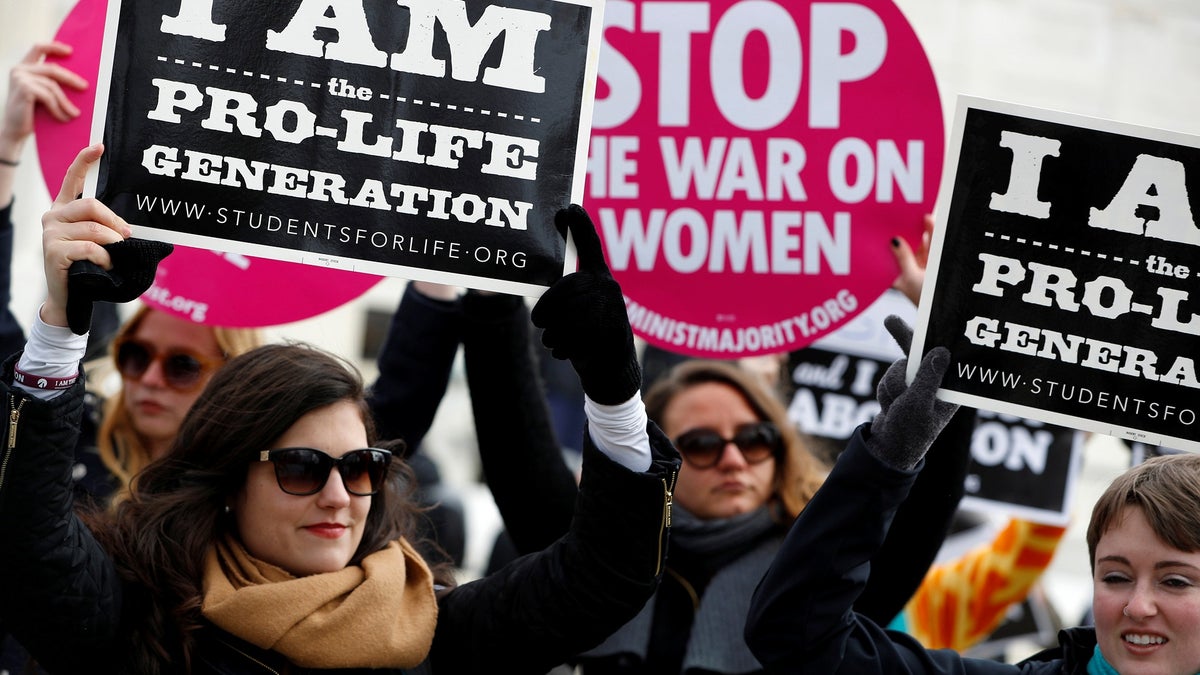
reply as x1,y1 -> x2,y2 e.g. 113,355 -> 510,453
584,391 -> 653,473
14,307 -> 88,400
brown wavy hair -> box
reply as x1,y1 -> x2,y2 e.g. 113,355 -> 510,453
96,306 -> 264,495
85,342 -> 444,673
1087,452 -> 1200,571
643,359 -> 824,520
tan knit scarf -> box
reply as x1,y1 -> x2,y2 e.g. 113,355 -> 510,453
201,534 -> 438,669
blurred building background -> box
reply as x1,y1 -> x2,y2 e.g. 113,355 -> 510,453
2,0 -> 1198,658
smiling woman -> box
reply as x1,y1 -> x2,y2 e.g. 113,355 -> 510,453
0,144 -> 680,674
744,389 -> 1200,675
231,391 -> 381,577
1086,456 -> 1200,675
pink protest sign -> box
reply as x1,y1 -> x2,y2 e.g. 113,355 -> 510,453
36,0 -> 380,327
585,0 -> 942,357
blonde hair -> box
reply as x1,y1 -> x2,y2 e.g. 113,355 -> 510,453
643,359 -> 825,519
96,306 -> 264,495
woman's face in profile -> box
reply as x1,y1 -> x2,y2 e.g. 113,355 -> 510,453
233,400 -> 372,576
1092,505 -> 1200,675
663,382 -> 776,520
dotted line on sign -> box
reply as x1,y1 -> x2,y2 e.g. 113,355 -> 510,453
158,55 -> 542,124
983,231 -> 1144,267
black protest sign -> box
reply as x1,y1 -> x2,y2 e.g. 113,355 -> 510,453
86,0 -> 601,295
960,411 -> 1081,525
913,97 -> 1200,452
783,345 -> 884,464
786,345 -> 887,433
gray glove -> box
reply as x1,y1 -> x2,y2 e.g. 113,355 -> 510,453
867,315 -> 959,470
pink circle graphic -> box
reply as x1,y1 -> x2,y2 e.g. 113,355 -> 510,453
585,0 -> 943,357
36,0 -> 381,327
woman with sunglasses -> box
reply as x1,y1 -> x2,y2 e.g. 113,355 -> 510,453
0,47 -> 449,675
94,306 -> 262,499
556,354 -> 967,674
571,361 -> 826,669
0,39 -> 246,667
0,145 -> 680,673
469,335 -> 972,675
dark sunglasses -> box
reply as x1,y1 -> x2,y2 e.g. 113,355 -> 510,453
115,338 -> 222,391
259,447 -> 393,496
674,421 -> 782,469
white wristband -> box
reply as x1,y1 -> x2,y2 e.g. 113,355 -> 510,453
14,307 -> 88,400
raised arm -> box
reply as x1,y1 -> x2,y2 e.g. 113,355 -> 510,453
0,145 -> 129,673
461,290 -> 578,554
857,224 -> 976,623
0,42 -> 88,359
429,205 -> 680,672
745,320 -> 968,673
857,408 -> 977,621
0,41 -> 86,208
367,281 -> 463,452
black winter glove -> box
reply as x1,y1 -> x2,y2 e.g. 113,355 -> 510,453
867,315 -> 959,470
66,238 -> 174,335
530,205 -> 640,405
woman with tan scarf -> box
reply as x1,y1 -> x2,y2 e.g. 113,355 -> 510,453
0,146 -> 680,673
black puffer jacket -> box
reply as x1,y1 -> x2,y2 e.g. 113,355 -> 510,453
0,362 -> 680,674
0,284 -> 463,674
744,431 -> 1091,675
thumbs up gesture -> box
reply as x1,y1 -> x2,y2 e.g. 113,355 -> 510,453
531,205 -> 641,405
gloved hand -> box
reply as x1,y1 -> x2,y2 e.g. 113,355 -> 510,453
66,238 -> 173,334
530,205 -> 640,405
867,315 -> 959,470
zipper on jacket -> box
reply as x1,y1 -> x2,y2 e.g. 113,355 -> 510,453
218,636 -> 282,675
0,395 -> 25,494
655,470 -> 677,577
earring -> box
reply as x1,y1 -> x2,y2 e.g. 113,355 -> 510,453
224,505 -> 232,515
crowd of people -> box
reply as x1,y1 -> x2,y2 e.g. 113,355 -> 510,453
1,37 -> 1198,675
